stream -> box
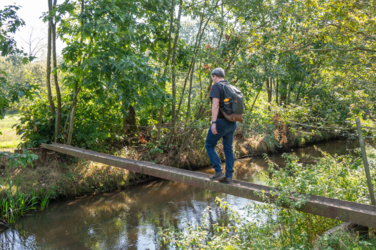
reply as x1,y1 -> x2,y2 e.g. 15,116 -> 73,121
0,139 -> 358,249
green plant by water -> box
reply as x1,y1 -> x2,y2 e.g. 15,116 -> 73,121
159,146 -> 376,249
0,151 -> 55,224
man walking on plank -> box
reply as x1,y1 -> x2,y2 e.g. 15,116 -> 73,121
206,68 -> 237,185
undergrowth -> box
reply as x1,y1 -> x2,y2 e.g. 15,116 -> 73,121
158,146 -> 376,249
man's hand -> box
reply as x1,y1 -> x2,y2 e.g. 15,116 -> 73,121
211,123 -> 218,135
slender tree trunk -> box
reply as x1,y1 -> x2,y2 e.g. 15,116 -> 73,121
287,82 -> 292,105
266,77 -> 272,111
46,0 -> 55,116
217,1 -> 224,47
275,78 -> 279,105
67,0 -> 84,145
67,96 -> 77,146
250,88 -> 262,113
279,79 -> 288,105
296,81 -> 303,102
176,62 -> 193,117
199,61 -> 203,101
51,17 -> 61,142
170,0 -> 182,124
165,0 -> 175,70
165,0 -> 183,147
156,0 -> 175,141
186,61 -> 195,122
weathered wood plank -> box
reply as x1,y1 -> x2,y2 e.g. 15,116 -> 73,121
41,143 -> 376,228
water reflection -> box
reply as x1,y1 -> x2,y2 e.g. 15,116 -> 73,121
0,139 -> 360,249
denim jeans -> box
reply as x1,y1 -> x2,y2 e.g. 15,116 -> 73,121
205,119 -> 237,178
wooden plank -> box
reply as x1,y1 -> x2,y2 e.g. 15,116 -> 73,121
42,143 -> 376,228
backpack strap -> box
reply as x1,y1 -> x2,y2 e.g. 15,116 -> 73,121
217,81 -> 227,109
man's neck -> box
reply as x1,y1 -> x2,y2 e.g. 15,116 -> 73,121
214,78 -> 225,83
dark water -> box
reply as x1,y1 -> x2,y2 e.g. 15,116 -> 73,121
0,140 -> 359,249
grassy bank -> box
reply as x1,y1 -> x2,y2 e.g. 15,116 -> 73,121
0,114 -> 21,149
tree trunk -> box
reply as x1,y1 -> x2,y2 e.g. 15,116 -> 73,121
165,0 -> 175,70
279,79 -> 288,105
266,77 -> 272,111
186,61 -> 195,122
67,98 -> 77,146
67,0 -> 84,145
51,17 -> 61,142
275,78 -> 279,105
296,81 -> 303,102
287,82 -> 292,105
46,0 -> 55,116
170,0 -> 182,124
156,0 -> 175,141
250,88 -> 262,113
165,0 -> 183,147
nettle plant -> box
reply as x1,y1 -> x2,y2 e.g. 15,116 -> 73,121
0,151 -> 38,168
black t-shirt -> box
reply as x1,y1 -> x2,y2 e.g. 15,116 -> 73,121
210,80 -> 228,119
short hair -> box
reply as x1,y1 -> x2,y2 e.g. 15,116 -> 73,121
211,68 -> 225,78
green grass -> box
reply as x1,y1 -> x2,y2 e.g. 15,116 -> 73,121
0,114 -> 21,149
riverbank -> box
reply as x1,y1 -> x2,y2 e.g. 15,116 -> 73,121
1,137 -> 375,248
0,127 -> 336,205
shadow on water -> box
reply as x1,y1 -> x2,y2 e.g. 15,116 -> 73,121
0,139 -> 363,249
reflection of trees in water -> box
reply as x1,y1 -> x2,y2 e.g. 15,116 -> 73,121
2,180 -> 232,249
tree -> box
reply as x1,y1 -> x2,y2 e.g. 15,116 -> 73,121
19,26 -> 47,58
0,5 -> 34,119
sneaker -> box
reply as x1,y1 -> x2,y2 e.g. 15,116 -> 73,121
209,172 -> 225,181
219,177 -> 233,185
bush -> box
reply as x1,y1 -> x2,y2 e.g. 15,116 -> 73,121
159,147 -> 376,249
15,91 -> 124,150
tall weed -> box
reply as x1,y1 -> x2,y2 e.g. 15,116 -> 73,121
0,170 -> 38,224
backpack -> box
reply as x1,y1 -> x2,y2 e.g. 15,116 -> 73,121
219,81 -> 245,122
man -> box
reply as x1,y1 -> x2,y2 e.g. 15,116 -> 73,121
206,68 -> 237,185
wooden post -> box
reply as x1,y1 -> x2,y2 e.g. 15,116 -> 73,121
356,118 -> 376,206
355,118 -> 375,240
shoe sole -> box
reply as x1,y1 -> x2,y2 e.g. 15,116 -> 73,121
219,179 -> 233,185
209,175 -> 225,181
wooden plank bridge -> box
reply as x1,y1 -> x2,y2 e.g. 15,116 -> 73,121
42,143 -> 376,228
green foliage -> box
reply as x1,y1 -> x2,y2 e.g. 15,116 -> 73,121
0,5 -> 26,57
0,151 -> 38,168
0,170 -> 38,224
0,5 -> 35,118
159,148 -> 376,249
15,90 -> 125,150
315,230 -> 376,250
39,188 -> 55,211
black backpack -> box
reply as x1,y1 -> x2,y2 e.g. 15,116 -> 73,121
219,81 -> 245,122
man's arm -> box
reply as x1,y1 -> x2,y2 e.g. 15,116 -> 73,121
211,97 -> 220,135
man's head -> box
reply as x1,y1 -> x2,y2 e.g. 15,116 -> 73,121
211,68 -> 225,83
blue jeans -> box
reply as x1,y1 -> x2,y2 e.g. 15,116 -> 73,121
205,119 -> 237,178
